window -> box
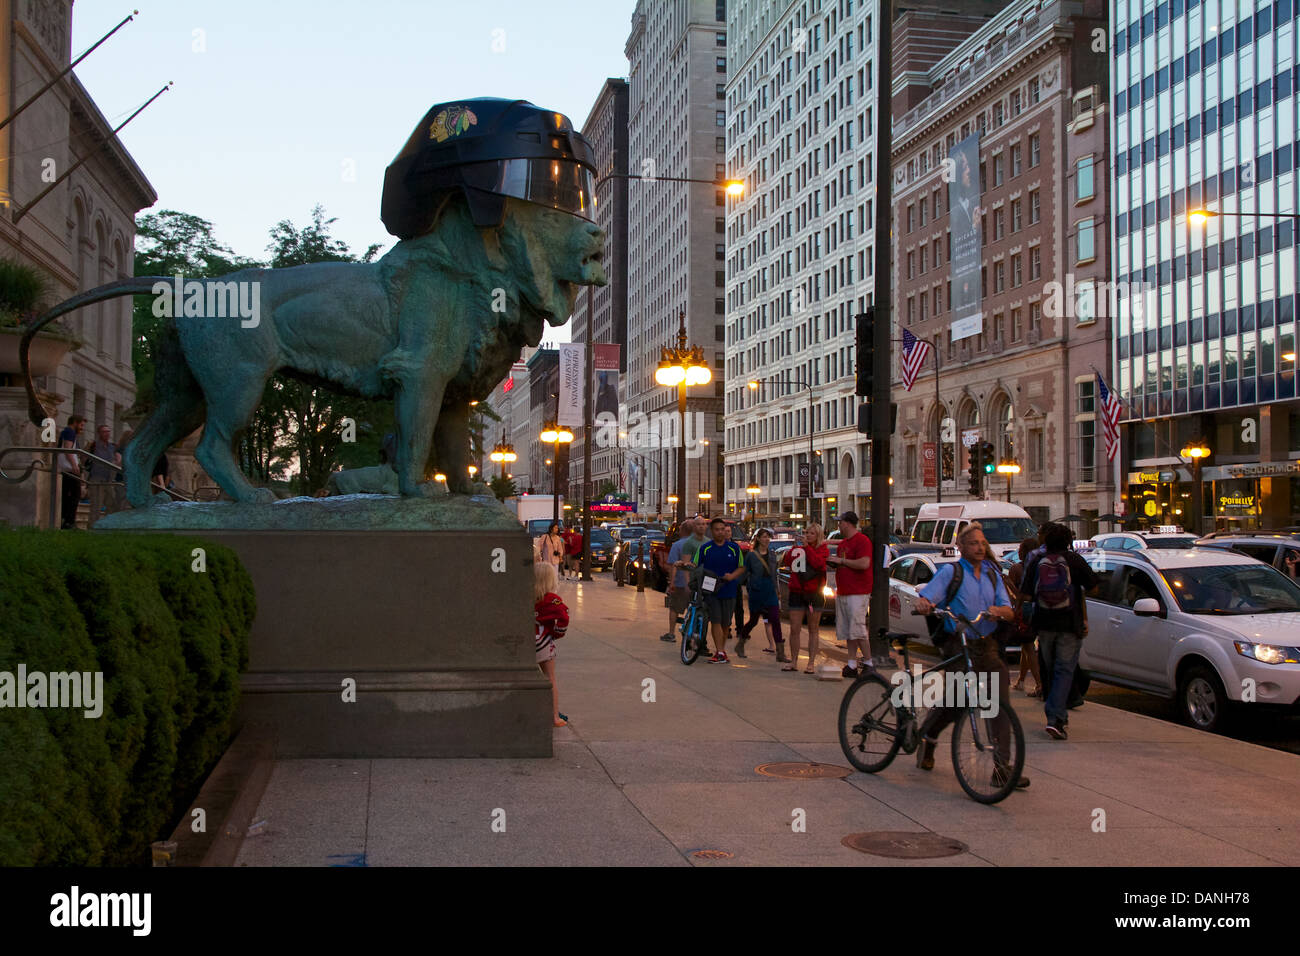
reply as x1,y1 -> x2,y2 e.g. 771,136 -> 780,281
1029,245 -> 1042,280
906,204 -> 914,231
716,136 -> 726,152
1028,429 -> 1044,475
1028,189 -> 1040,223
993,209 -> 1005,240
1076,155 -> 1095,201
1010,144 -> 1022,177
993,154 -> 1004,186
1075,280 -> 1096,324
1011,90 -> 1022,117
993,102 -> 1004,127
716,32 -> 726,45
1028,77 -> 1040,104
1076,379 -> 1094,414
716,243 -> 725,261
716,83 -> 725,99
1119,569 -> 1162,609
1028,133 -> 1040,166
716,57 -> 727,73
716,110 -> 725,127
906,445 -> 918,480
1010,198 -> 1022,232
1011,254 -> 1022,287
994,262 -> 1006,292
1076,218 -> 1096,263
1011,307 -> 1023,341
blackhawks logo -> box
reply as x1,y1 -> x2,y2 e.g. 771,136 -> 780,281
429,106 -> 478,142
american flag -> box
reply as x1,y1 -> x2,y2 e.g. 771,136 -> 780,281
900,328 -> 933,391
1098,373 -> 1123,461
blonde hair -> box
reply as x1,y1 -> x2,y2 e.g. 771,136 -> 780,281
534,561 -> 558,602
956,521 -> 984,545
805,522 -> 824,542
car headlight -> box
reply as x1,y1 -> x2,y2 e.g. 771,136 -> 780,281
1233,642 -> 1300,665
822,585 -> 834,597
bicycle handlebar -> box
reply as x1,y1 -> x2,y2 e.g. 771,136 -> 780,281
910,607 -> 991,626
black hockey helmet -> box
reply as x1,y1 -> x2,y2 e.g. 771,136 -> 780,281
381,97 -> 598,238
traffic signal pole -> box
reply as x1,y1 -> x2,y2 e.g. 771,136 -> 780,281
867,0 -> 894,666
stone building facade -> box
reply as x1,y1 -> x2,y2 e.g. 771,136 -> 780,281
889,0 -> 1114,532
0,0 -> 156,527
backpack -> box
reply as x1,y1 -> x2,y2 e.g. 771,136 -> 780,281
1033,552 -> 1075,611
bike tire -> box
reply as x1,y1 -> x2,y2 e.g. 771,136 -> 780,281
951,701 -> 1025,804
681,605 -> 702,665
837,672 -> 903,773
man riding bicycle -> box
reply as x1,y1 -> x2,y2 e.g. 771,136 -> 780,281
912,522 -> 1029,791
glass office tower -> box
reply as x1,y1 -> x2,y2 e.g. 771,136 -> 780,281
1111,0 -> 1299,529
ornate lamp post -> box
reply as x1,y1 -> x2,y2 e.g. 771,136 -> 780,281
746,483 -> 761,531
1179,440 -> 1211,534
996,459 -> 1021,503
541,419 -> 574,526
489,431 -> 516,478
655,310 -> 711,523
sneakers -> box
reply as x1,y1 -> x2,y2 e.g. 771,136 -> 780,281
1045,720 -> 1068,740
708,651 -> 730,664
842,664 -> 858,679
916,736 -> 937,771
992,768 -> 1031,789
660,632 -> 676,642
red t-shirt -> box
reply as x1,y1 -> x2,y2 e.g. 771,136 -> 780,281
564,531 -> 583,556
834,531 -> 873,595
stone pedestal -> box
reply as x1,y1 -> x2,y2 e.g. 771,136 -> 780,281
96,495 -> 550,757
0,385 -> 60,528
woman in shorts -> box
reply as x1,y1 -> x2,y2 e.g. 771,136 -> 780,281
781,523 -> 828,673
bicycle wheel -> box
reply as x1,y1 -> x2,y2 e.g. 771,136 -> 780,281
837,672 -> 904,773
951,702 -> 1025,804
681,605 -> 702,664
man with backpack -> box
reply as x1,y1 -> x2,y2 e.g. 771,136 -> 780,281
1021,523 -> 1098,740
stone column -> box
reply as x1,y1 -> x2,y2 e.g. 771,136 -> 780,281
0,386 -> 62,528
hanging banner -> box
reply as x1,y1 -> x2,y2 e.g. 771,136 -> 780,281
594,344 -> 621,422
947,132 -> 983,342
557,343 -> 585,427
922,442 -> 937,487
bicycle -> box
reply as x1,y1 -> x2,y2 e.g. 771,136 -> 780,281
836,608 -> 1026,803
679,574 -> 715,665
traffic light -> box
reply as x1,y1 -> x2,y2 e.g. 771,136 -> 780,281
967,445 -> 982,497
855,309 -> 873,396
980,441 -> 997,475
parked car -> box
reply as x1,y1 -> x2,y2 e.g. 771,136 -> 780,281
1078,548 -> 1300,732
586,527 -> 617,571
1092,529 -> 1199,552
1193,532 -> 1300,576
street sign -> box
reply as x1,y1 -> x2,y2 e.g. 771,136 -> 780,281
798,462 -> 810,497
960,428 -> 980,448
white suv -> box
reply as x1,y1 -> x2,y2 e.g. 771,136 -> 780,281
1091,530 -> 1199,552
1079,549 -> 1300,732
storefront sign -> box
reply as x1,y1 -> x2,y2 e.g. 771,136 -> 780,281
1218,494 -> 1256,510
1159,470 -> 1177,482
1128,470 -> 1162,484
1226,461 -> 1300,478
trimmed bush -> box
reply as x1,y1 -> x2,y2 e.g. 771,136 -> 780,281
0,529 -> 254,865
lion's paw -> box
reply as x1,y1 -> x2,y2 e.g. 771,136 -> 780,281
243,488 -> 278,505
411,480 -> 448,498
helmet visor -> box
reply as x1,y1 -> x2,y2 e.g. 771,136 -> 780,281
462,159 -> 596,222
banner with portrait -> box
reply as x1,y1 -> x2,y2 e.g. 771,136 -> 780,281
947,132 -> 983,342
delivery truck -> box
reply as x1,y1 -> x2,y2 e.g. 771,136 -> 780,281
507,494 -> 565,536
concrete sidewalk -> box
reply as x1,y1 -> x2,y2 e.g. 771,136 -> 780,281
234,575 -> 1300,866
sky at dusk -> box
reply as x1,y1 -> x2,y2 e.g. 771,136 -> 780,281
71,0 -> 640,340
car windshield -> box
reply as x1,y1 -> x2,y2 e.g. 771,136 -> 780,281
1144,536 -> 1198,549
589,529 -> 615,546
620,527 -> 647,537
1162,564 -> 1300,614
977,517 -> 1040,543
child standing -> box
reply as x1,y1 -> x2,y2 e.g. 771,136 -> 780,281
534,562 -> 569,727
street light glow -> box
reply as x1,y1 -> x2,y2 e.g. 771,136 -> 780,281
1180,443 -> 1211,459
656,360 -> 686,387
1188,209 -> 1214,225
724,179 -> 745,196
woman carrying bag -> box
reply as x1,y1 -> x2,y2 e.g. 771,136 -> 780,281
536,521 -> 567,578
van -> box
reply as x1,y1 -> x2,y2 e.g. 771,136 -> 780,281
903,501 -> 1039,560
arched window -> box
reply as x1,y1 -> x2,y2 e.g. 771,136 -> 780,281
991,393 -> 1015,463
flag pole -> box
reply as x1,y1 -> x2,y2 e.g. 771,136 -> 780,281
934,346 -> 942,503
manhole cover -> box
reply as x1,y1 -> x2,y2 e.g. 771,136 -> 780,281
841,831 -> 967,859
755,762 -> 852,779
691,849 -> 734,860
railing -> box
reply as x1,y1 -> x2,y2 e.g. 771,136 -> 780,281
0,445 -> 194,527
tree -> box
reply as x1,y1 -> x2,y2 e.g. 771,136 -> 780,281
488,475 -> 517,501
259,206 -> 390,494
596,479 -> 617,499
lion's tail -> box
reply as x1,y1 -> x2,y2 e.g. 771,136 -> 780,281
22,275 -> 173,427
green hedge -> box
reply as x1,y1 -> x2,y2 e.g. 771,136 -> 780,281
0,530 -> 254,865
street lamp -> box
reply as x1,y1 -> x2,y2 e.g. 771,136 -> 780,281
746,483 -> 760,530
541,418 -> 574,526
489,432 -> 517,478
996,459 -> 1021,503
1180,440 -> 1211,534
656,310 -> 712,523
748,375 -> 816,521
1189,208 -> 1300,225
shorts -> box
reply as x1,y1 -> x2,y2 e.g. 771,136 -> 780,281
788,589 -> 824,610
536,641 -> 556,664
835,593 -> 869,642
704,595 -> 735,624
666,589 -> 690,614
